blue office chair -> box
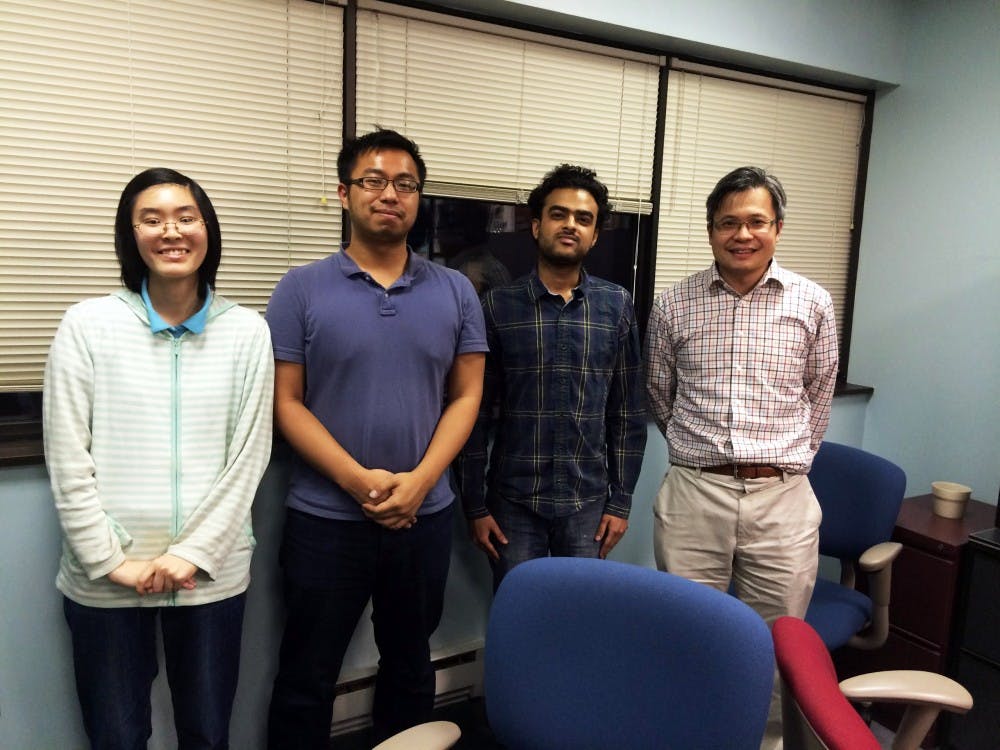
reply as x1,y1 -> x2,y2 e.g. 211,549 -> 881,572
805,441 -> 907,650
484,557 -> 774,750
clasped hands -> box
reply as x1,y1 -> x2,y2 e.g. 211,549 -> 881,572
107,554 -> 198,595
351,467 -> 431,530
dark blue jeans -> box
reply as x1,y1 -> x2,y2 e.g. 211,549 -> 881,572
488,495 -> 604,590
63,593 -> 246,750
267,505 -> 453,749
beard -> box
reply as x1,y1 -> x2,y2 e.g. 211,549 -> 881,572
537,235 -> 588,267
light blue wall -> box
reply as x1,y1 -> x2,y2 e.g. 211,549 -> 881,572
850,0 -> 1000,504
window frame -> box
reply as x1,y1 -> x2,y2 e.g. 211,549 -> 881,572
646,57 -> 874,373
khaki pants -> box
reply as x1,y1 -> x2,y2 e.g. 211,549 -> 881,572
653,465 -> 822,750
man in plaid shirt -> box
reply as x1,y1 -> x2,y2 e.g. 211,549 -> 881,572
644,166 -> 838,749
457,165 -> 646,589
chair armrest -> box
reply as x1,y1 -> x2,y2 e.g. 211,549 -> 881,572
857,541 -> 902,572
371,721 -> 462,750
840,671 -> 972,750
840,670 -> 973,713
847,542 -> 903,650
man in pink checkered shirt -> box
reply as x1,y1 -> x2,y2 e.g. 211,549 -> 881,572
644,166 -> 838,749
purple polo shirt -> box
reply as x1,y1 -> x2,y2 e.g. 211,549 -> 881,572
265,247 -> 488,520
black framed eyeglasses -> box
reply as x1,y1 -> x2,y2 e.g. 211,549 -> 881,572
347,176 -> 422,194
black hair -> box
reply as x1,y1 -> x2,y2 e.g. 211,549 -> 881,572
114,167 -> 222,293
337,128 -> 427,186
527,164 -> 611,227
705,166 -> 786,228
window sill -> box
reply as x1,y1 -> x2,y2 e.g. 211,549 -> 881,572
2,383 -> 876,469
835,381 -> 874,397
0,417 -> 43,467
0,436 -> 44,467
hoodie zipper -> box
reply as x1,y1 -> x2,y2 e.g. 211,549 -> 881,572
170,334 -> 182,605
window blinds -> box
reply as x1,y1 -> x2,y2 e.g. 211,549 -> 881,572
355,6 -> 661,214
0,0 -> 344,390
656,65 -> 866,345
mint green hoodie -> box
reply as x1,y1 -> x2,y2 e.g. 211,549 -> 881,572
43,290 -> 273,607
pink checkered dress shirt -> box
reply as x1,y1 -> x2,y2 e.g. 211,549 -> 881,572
644,261 -> 838,474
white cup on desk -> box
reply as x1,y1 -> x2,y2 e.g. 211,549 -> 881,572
931,481 -> 972,519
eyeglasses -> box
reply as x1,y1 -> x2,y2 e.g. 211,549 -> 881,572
347,176 -> 422,194
133,217 -> 205,235
712,218 -> 777,235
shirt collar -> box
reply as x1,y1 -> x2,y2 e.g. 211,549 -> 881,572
528,267 -> 590,303
141,277 -> 212,335
335,244 -> 419,289
708,259 -> 787,293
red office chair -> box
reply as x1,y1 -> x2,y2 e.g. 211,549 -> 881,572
773,616 -> 972,750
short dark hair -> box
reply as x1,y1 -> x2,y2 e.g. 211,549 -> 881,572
705,166 -> 786,228
527,164 -> 611,228
114,168 -> 222,293
337,128 -> 427,187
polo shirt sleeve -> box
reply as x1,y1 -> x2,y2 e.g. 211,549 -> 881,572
265,268 -> 307,364
454,274 -> 489,355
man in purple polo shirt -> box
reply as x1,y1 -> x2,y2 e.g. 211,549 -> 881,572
264,129 -> 487,749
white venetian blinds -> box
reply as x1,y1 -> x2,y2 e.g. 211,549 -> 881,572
657,64 -> 866,343
0,0 -> 344,390
355,5 -> 661,213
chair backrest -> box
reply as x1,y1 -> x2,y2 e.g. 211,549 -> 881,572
485,557 -> 774,750
772,616 -> 880,750
809,441 -> 906,559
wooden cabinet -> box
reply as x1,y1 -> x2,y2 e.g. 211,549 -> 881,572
888,496 -> 995,669
834,495 -> 996,746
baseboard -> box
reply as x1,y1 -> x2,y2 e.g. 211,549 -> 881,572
330,640 -> 485,737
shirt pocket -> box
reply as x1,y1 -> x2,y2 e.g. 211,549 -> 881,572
754,313 -> 813,394
675,311 -> 731,382
578,316 -> 621,376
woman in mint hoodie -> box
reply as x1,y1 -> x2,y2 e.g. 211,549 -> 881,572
43,168 -> 274,749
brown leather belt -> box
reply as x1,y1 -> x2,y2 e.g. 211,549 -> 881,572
692,464 -> 783,479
